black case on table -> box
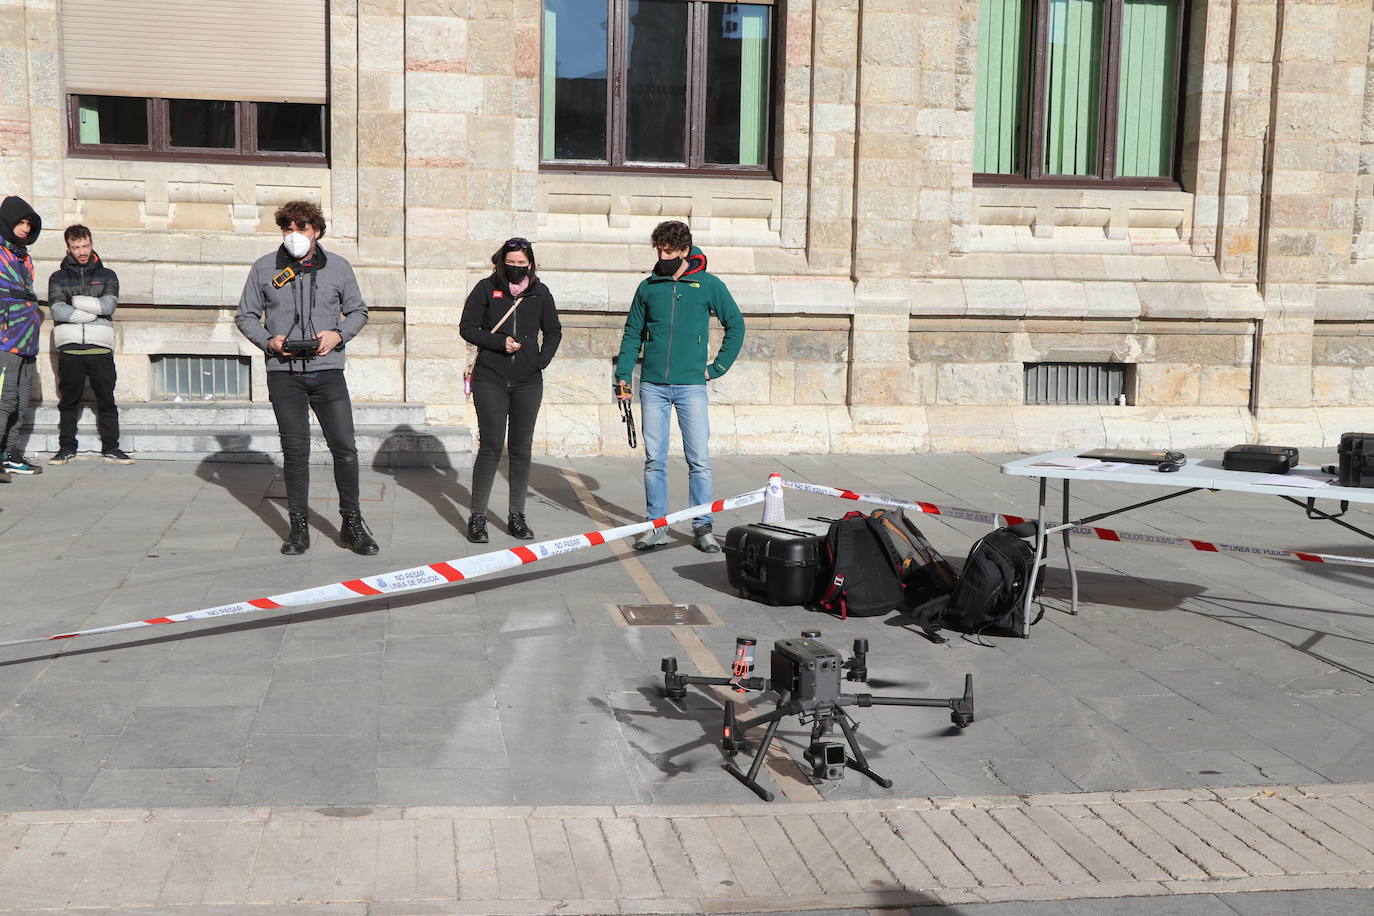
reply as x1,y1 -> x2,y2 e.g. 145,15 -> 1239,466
1338,433 -> 1374,488
724,519 -> 831,607
1222,444 -> 1298,474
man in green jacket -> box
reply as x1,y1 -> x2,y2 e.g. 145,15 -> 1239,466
614,220 -> 745,552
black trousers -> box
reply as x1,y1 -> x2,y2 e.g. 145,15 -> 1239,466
266,369 -> 360,516
470,373 -> 543,516
57,351 -> 120,452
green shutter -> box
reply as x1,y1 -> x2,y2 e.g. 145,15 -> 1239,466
1116,0 -> 1179,177
974,0 -> 1028,174
737,6 -> 768,167
1042,0 -> 1103,175
542,7 -> 557,160
78,98 -> 100,144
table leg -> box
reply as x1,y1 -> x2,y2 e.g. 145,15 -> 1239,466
1023,477 -> 1049,638
1062,480 -> 1079,616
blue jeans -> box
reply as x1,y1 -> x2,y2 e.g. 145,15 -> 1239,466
640,381 -> 713,529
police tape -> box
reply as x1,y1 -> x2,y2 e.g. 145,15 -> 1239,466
778,478 -> 1374,569
0,488 -> 768,650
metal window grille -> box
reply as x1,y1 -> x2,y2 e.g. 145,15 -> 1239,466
150,355 -> 250,401
1024,362 -> 1126,406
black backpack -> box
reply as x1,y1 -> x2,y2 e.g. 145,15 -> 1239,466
814,510 -> 956,619
915,522 -> 1044,636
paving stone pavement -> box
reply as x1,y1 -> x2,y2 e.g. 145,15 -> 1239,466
1,783 -> 1373,912
3,452 -> 1374,911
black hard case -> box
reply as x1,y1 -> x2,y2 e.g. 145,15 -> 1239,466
724,519 -> 830,607
1222,444 -> 1298,474
1338,433 -> 1374,488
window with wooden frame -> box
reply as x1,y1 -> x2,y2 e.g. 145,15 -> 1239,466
541,0 -> 775,174
69,97 -> 328,164
62,0 -> 327,165
974,0 -> 1186,188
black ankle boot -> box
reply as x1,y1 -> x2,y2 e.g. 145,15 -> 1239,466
468,513 -> 489,544
340,510 -> 379,556
508,511 -> 534,540
281,511 -> 310,555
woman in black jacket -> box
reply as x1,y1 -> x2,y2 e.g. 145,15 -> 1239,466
459,238 -> 562,543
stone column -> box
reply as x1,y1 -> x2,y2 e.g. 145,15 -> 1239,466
1254,0 -> 1370,412
357,1 -> 406,271
805,0 -> 859,274
1,1 -> 61,232
845,0 -> 922,436
403,3 -> 475,424
1213,0 -> 1276,281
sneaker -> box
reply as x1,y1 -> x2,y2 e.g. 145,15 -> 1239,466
633,527 -> 669,550
1,454 -> 41,475
693,524 -> 721,553
102,448 -> 134,465
50,448 -> 78,465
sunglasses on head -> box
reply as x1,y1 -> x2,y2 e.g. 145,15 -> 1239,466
504,237 -> 532,250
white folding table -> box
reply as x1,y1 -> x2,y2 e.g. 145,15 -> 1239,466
999,449 -> 1374,638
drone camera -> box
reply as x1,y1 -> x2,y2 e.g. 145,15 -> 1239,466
805,740 -> 847,780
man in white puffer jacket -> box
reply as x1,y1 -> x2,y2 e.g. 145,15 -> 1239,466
46,224 -> 131,464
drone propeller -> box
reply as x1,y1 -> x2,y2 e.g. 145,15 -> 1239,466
862,676 -> 930,691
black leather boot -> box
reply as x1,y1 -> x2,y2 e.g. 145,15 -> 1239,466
281,511 -> 310,555
340,510 -> 379,556
508,511 -> 534,540
468,513 -> 489,544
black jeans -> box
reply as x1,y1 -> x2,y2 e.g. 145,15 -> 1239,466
57,351 -> 120,452
470,374 -> 543,516
266,369 -> 360,516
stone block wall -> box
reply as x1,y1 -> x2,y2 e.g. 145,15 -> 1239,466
0,0 -> 1371,454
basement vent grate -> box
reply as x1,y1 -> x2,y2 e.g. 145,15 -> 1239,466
151,354 -> 251,401
1024,362 -> 1126,406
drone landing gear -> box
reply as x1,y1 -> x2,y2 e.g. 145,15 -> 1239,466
661,638 -> 977,802
722,699 -> 894,801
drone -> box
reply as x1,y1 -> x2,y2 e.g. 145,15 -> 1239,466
660,630 -> 975,801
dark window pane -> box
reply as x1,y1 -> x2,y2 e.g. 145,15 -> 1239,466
257,103 -> 325,153
705,4 -> 770,166
543,0 -> 609,160
75,95 -> 148,146
169,99 -> 236,149
626,0 -> 688,164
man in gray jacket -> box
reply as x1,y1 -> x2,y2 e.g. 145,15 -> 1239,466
47,225 -> 131,465
235,200 -> 377,557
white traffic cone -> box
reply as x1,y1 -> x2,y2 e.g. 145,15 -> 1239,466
762,472 -> 785,523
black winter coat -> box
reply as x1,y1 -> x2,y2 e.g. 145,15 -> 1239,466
459,276 -> 562,385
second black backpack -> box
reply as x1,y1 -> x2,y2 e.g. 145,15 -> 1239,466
916,521 -> 1044,637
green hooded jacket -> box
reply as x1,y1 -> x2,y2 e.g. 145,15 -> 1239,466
614,247 -> 745,386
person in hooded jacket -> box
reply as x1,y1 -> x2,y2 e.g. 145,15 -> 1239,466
0,195 -> 44,480
614,220 -> 744,553
458,237 -> 562,543
47,224 -> 132,465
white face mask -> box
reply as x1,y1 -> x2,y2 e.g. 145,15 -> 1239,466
283,231 -> 311,259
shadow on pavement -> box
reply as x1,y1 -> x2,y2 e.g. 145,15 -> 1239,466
372,424 -> 469,531
194,434 -> 289,539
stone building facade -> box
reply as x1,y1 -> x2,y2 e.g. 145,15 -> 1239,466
1,0 -> 1371,456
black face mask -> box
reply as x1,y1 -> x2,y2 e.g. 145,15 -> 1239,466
653,257 -> 682,277
503,264 -> 530,283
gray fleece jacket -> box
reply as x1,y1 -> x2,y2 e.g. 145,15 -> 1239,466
235,244 -> 368,372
